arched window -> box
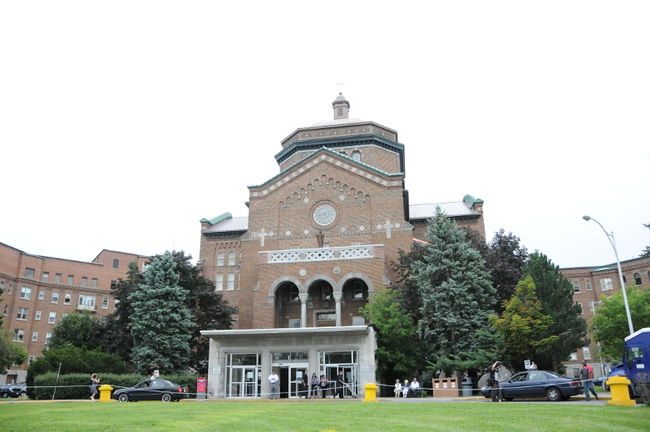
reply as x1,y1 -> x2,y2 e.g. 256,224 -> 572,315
227,251 -> 236,266
351,151 -> 361,162
634,273 -> 642,285
216,252 -> 224,266
64,294 -> 72,305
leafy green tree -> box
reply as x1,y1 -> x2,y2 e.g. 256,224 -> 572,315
525,252 -> 588,372
129,252 -> 193,373
0,329 -> 28,374
160,251 -> 237,374
640,223 -> 650,258
489,276 -> 558,368
592,286 -> 650,360
410,208 -> 498,377
360,287 -> 423,389
49,313 -> 98,350
25,345 -> 128,399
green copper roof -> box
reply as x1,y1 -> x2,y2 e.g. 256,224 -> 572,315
248,147 -> 404,190
463,194 -> 484,206
200,212 -> 232,226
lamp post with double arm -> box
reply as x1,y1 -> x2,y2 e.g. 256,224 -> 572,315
582,215 -> 634,335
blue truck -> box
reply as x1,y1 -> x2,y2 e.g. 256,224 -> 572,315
605,327 -> 650,397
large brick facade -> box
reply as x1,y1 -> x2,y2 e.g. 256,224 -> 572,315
199,94 -> 486,331
0,242 -> 148,384
560,256 -> 650,378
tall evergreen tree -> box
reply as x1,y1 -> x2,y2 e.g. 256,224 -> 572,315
160,251 -> 237,373
129,252 -> 193,373
410,208 -> 498,377
489,276 -> 558,368
525,252 -> 588,371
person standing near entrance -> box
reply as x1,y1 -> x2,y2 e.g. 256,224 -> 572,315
268,370 -> 279,399
300,370 -> 309,398
580,362 -> 598,401
335,369 -> 345,399
489,361 -> 502,402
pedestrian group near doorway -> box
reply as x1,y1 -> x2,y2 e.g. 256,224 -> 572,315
267,369 -> 348,399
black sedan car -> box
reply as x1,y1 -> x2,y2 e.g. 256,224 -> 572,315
0,384 -> 22,398
480,370 -> 582,401
112,379 -> 188,402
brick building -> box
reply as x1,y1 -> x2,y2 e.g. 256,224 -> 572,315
0,242 -> 148,384
561,256 -> 650,378
199,94 -> 486,398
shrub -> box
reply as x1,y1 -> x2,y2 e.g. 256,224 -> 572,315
31,373 -> 200,400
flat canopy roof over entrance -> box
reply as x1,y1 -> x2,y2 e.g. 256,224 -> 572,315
201,325 -> 372,339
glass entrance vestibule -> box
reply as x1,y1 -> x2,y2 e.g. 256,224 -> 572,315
224,350 -> 359,399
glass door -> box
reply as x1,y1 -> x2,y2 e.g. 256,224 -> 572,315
229,366 -> 259,398
289,364 -> 309,398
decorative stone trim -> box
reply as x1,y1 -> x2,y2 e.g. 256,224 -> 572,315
260,244 -> 382,264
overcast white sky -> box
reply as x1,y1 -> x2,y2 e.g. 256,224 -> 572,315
1,1 -> 648,269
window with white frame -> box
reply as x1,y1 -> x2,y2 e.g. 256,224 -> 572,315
38,290 -> 45,300
585,280 -> 592,290
32,331 -> 39,342
28,355 -> 36,365
569,352 -> 578,361
215,274 -> 224,291
51,292 -> 59,303
13,329 -> 25,342
64,294 -> 72,305
16,307 -> 28,320
48,312 -> 56,324
79,295 -> 96,307
20,287 -> 32,300
572,281 -> 580,292
227,251 -> 236,266
227,273 -> 235,291
45,333 -> 52,344
600,278 -> 613,291
216,252 -> 225,266
35,310 -> 42,320
42,272 -> 49,282
589,301 -> 596,312
102,297 -> 109,309
583,347 -> 591,360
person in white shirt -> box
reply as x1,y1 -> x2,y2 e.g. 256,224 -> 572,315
268,370 -> 280,399
402,379 -> 410,398
394,379 -> 402,398
410,377 -> 420,397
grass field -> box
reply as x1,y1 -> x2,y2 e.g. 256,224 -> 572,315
0,400 -> 647,432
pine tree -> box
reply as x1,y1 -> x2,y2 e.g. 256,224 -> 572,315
489,275 -> 558,368
160,251 -> 237,374
411,208 -> 497,376
525,252 -> 587,372
129,252 -> 193,373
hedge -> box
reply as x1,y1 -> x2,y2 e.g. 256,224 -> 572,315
32,373 -> 200,400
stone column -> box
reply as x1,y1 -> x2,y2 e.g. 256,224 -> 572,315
334,292 -> 343,326
299,293 -> 308,327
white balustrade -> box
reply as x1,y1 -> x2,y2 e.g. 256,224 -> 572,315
260,244 -> 381,264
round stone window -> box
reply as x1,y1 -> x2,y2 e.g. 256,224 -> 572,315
313,203 -> 337,226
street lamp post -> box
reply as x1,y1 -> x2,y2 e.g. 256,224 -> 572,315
582,215 -> 634,335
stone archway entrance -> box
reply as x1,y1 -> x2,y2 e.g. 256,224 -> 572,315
341,278 -> 369,326
307,279 -> 336,327
274,281 -> 301,328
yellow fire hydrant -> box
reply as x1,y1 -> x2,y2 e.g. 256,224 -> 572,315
98,384 -> 113,402
363,383 -> 378,402
606,376 -> 635,407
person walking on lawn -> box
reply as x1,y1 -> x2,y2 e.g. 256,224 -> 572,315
580,362 -> 598,401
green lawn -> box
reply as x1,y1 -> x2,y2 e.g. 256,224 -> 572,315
0,400 -> 647,432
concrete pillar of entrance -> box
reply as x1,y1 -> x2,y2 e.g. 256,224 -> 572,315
261,349 -> 272,399
299,293 -> 308,327
334,292 -> 343,326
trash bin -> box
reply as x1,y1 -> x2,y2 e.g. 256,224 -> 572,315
461,377 -> 473,397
